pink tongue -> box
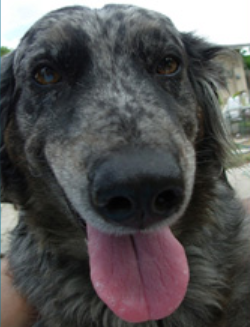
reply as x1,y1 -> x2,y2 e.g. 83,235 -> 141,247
87,225 -> 189,323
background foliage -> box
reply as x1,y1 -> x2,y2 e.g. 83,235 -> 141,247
1,46 -> 12,57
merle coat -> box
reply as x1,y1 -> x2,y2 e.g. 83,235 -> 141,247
1,5 -> 250,327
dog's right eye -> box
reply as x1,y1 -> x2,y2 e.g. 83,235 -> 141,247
34,67 -> 61,85
156,57 -> 180,76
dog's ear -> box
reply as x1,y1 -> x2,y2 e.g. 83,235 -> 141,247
1,51 -> 26,203
1,52 -> 16,137
182,33 -> 231,170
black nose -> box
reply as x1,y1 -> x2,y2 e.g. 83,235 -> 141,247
89,148 -> 184,229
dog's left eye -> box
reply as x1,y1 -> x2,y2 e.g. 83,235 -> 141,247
34,67 -> 61,85
156,57 -> 180,76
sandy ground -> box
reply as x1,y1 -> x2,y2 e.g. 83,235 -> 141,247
1,203 -> 18,254
1,164 -> 250,254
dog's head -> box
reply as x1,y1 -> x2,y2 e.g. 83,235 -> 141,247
1,5 -> 230,323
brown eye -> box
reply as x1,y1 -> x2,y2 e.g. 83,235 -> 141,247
156,57 -> 180,76
34,67 -> 61,85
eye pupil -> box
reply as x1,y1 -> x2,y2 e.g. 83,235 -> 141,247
34,67 -> 61,85
156,57 -> 179,75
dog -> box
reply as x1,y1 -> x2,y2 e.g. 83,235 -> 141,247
1,4 -> 250,327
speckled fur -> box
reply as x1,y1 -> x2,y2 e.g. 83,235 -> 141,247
1,5 -> 250,327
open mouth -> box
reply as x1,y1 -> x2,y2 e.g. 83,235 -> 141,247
66,149 -> 191,323
73,201 -> 189,323
53,146 -> 193,323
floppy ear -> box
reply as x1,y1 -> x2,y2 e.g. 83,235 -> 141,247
1,51 -> 26,203
1,51 -> 16,137
181,33 -> 231,170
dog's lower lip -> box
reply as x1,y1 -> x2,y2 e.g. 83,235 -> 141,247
74,211 -> 87,233
78,217 -> 87,230
65,196 -> 87,232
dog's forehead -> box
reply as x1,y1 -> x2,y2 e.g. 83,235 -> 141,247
32,5 -> 176,35
15,5 -> 180,63
99,4 -> 175,29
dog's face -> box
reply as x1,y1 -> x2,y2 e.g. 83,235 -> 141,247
2,5 -> 202,231
1,5 -> 228,324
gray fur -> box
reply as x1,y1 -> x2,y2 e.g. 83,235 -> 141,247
1,5 -> 250,327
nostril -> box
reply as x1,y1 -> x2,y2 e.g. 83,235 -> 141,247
98,196 -> 135,222
106,196 -> 133,216
152,188 -> 183,216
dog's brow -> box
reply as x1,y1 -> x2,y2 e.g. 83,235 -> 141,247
133,30 -> 184,58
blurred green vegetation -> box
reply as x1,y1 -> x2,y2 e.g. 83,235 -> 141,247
1,46 -> 12,57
